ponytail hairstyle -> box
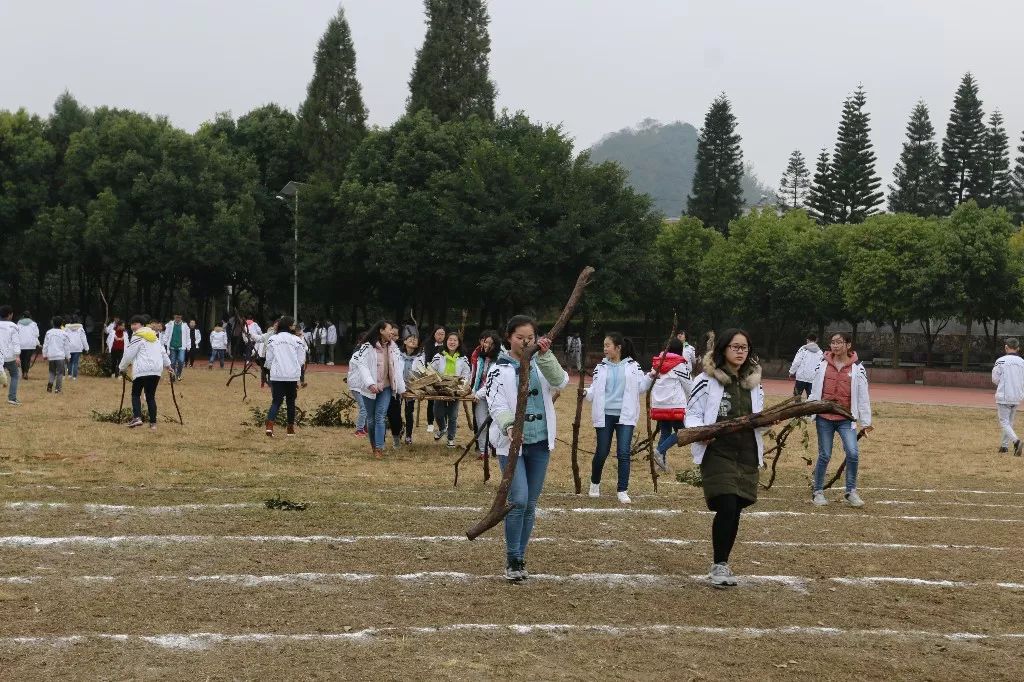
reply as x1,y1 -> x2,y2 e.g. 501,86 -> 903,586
605,331 -> 636,362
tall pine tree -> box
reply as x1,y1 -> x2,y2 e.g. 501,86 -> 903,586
888,101 -> 943,216
686,94 -> 744,234
977,110 -> 1011,208
296,6 -> 368,181
806,148 -> 835,225
941,72 -> 986,211
778,149 -> 810,211
407,0 -> 496,121
1012,130 -> 1024,225
829,86 -> 883,224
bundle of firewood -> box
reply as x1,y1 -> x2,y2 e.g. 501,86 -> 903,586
405,367 -> 471,398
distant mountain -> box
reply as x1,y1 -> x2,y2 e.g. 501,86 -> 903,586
589,118 -> 774,218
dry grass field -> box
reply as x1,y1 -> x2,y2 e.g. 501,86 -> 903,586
1,364 -> 1024,680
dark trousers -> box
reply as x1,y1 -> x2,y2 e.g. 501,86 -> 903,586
387,394 -> 403,437
20,349 -> 34,377
109,349 -> 124,377
268,381 -> 297,424
793,380 -> 812,398
404,399 -> 416,438
132,375 -> 161,424
709,494 -> 746,564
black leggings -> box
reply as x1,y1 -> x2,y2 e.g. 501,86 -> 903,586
20,349 -> 34,377
404,399 -> 415,437
708,494 -> 746,564
387,393 -> 403,437
426,400 -> 434,427
132,375 -> 160,424
269,381 -> 297,424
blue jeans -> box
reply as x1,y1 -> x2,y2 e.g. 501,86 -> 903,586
591,414 -> 634,492
356,394 -> 367,430
68,352 -> 81,378
436,400 -> 460,440
209,349 -> 225,367
498,442 -> 551,562
170,348 -> 186,376
360,388 -> 392,449
813,418 -> 859,493
656,420 -> 685,454
4,361 -> 18,401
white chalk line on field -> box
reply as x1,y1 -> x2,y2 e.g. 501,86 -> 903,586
4,571 -> 1022,592
770,484 -> 1024,497
0,533 -> 1016,553
3,502 -> 259,514
2,624 -> 1023,650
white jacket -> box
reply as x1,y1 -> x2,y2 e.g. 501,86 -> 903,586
650,354 -> 693,411
266,332 -> 307,382
682,343 -> 696,369
0,321 -> 19,363
209,330 -> 228,350
484,352 -> 570,456
161,321 -> 192,351
348,341 -> 407,398
685,364 -> 766,466
188,327 -> 203,350
64,323 -> 89,353
992,354 -> 1024,405
584,357 -> 652,427
789,342 -> 824,383
105,328 -> 129,352
119,327 -> 171,379
17,319 -> 40,350
808,356 -> 873,428
326,325 -> 338,344
42,329 -> 71,361
430,353 -> 472,385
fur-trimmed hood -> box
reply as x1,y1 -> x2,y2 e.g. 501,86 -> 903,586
702,350 -> 762,390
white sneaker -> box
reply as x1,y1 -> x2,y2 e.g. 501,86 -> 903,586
844,490 -> 865,507
426,425 -> 435,433
812,491 -> 828,506
708,562 -> 737,587
588,483 -> 600,498
617,491 -> 632,505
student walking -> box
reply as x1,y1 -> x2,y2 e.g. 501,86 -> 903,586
0,306 -> 21,405
422,326 -> 447,434
676,331 -> 697,368
809,332 -> 874,507
162,314 -> 191,380
393,334 -> 424,446
430,331 -> 472,447
471,331 -> 502,457
325,321 -> 338,365
119,315 -> 172,430
263,316 -> 306,437
788,333 -> 823,398
349,321 -> 407,458
992,337 -> 1024,456
187,320 -> 202,368
585,333 -> 652,504
64,318 -> 89,379
651,337 -> 694,472
208,325 -> 228,369
685,329 -> 765,587
42,317 -> 70,394
106,320 -> 129,378
484,315 -> 569,582
16,311 -> 39,380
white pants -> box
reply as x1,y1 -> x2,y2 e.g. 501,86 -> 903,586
997,403 -> 1018,447
474,399 -> 491,454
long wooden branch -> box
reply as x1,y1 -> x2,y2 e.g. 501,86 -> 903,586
168,373 -> 184,425
673,400 -> 853,448
117,374 -> 127,423
453,416 -> 493,487
466,266 -> 595,540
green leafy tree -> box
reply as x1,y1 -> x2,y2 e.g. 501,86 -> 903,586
654,217 -> 723,329
296,5 -> 368,182
888,101 -> 943,216
976,110 -> 1012,209
941,73 -> 986,210
778,150 -> 810,211
686,94 -> 744,234
806,149 -> 835,225
406,0 -> 496,121
829,86 -> 883,224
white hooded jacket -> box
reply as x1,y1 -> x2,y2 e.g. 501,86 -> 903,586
992,353 -> 1024,405
42,328 -> 71,361
430,353 -> 472,385
17,318 -> 40,351
209,330 -> 228,350
161,321 -> 192,351
348,341 -> 407,398
789,342 -> 824,383
64,323 -> 89,354
119,327 -> 171,378
265,332 -> 307,382
584,357 -> 653,427
484,351 -> 569,456
0,320 -> 19,363
685,355 -> 766,466
808,355 -> 873,428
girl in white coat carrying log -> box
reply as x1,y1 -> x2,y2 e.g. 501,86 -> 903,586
484,315 -> 569,582
585,333 -> 652,504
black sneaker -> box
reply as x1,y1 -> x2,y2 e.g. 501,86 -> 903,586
519,560 -> 529,581
46,383 -> 53,393
505,558 -> 525,583
1015,440 -> 1023,458
999,447 -> 1009,454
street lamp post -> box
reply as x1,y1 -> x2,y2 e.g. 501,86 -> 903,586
276,181 -> 305,322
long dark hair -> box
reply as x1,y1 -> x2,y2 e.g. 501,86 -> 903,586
276,316 -> 295,334
605,332 -> 636,361
479,330 -> 502,362
365,319 -> 396,347
711,328 -> 756,375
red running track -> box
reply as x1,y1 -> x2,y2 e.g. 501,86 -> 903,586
305,364 -> 994,410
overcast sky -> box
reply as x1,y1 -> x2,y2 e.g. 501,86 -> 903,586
2,0 -> 1021,191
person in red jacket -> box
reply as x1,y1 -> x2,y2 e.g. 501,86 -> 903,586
651,337 -> 694,471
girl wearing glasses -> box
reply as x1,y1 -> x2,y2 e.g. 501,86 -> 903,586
585,332 -> 654,504
808,332 -> 873,507
483,315 -> 569,582
685,329 -> 764,588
